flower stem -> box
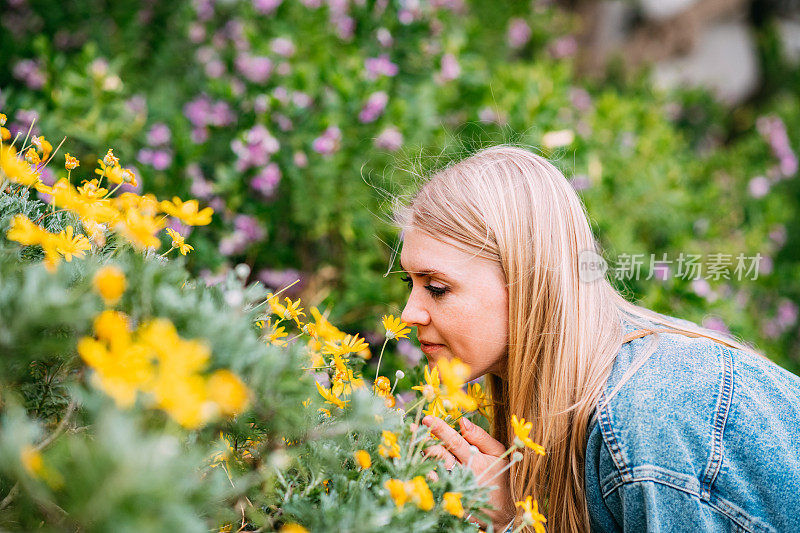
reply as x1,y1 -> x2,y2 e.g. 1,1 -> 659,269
374,337 -> 389,381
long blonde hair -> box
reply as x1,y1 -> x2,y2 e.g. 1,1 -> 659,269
394,145 -> 764,532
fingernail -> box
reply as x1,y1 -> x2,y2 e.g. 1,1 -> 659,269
421,415 -> 432,426
461,418 -> 473,431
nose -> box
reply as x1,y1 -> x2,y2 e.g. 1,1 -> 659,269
400,289 -> 430,327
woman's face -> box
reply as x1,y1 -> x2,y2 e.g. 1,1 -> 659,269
399,227 -> 509,381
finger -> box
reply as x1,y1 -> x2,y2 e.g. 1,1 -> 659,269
458,417 -> 506,456
422,444 -> 457,469
422,415 -> 471,463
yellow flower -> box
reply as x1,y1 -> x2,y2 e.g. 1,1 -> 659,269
96,160 -> 137,186
102,148 -> 119,167
1,127 -> 9,141
0,113 -> 6,126
166,227 -> 194,255
55,226 -> 92,261
117,209 -> 164,249
32,136 -> 52,160
77,336 -> 154,408
511,415 -> 546,455
309,307 -> 346,342
6,215 -> 45,245
24,148 -> 41,165
279,524 -> 309,533
207,369 -> 250,416
435,358 -> 476,412
378,430 -> 400,459
260,319 -> 288,346
64,153 -> 79,170
208,432 -> 235,468
281,296 -> 305,325
468,382 -> 493,421
408,476 -> 434,511
442,492 -> 464,517
515,496 -> 547,532
159,196 -> 213,226
322,334 -> 369,358
20,445 -> 44,477
331,354 -> 365,396
412,365 -> 441,401
0,145 -> 40,186
372,375 -> 395,408
354,449 -> 371,469
384,478 -> 409,508
315,381 -> 346,409
381,314 -> 410,340
93,265 -> 127,305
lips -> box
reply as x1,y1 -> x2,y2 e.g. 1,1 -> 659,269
419,341 -> 445,354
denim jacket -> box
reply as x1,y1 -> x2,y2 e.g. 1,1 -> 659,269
585,318 -> 800,532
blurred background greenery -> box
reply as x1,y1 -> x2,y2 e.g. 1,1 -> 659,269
1,0 -> 798,376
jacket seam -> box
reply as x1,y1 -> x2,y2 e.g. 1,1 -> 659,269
597,389 -> 632,479
601,469 -> 775,533
700,343 -> 734,500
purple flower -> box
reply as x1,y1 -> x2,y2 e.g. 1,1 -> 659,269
13,59 -> 46,90
151,150 -> 173,171
232,124 -> 280,172
190,175 -> 214,199
276,61 -> 291,76
258,268 -> 305,295
271,37 -> 295,57
253,0 -> 282,14
312,126 -> 342,155
437,53 -> 460,84
205,60 -> 225,78
167,217 -> 193,238
652,262 -> 671,281
376,27 -> 393,47
396,338 -> 422,367
272,86 -> 290,104
769,225 -> 787,247
147,122 -> 172,146
125,95 -> 148,116
188,22 -> 206,43
234,214 -> 266,242
291,91 -> 312,108
364,54 -> 398,80
274,113 -> 293,131
691,279 -> 716,301
702,316 -> 730,334
777,299 -> 799,329
251,162 -> 282,197
235,54 -> 273,84
748,176 -> 770,198
193,0 -> 215,20
300,0 -> 323,6
375,126 -> 403,151
756,115 -> 798,178
138,148 -> 154,165
478,107 -> 507,125
184,95 -> 235,128
570,88 -> 593,112
293,151 -> 309,168
507,18 -> 531,49
191,127 -> 209,144
358,91 -> 389,123
549,36 -> 578,59
570,174 -> 591,191
333,15 -> 355,40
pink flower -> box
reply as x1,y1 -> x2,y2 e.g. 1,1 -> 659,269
437,53 -> 460,83
312,126 -> 342,155
376,27 -> 393,47
748,176 -> 770,198
147,123 -> 171,146
232,124 -> 280,172
251,162 -> 282,197
702,316 -> 730,334
293,151 -> 309,168
757,115 -> 798,178
271,37 -> 295,57
358,91 -> 389,123
549,36 -> 578,59
507,18 -> 531,49
364,54 -> 398,80
12,59 -> 46,90
253,0 -> 283,14
570,88 -> 593,112
235,54 -> 273,83
375,126 -> 403,151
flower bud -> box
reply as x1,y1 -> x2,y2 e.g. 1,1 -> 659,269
512,451 -> 523,463
395,370 -> 405,380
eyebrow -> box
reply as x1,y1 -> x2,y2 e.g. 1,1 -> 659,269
398,262 -> 446,276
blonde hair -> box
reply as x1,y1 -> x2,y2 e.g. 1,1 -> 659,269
394,145 -> 764,532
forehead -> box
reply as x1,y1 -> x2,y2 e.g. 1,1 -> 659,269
399,228 -> 481,275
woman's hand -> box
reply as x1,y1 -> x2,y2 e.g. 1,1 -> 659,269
420,415 -> 516,530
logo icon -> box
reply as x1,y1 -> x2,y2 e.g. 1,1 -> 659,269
578,250 -> 608,283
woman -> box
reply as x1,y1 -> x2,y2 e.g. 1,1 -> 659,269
395,146 -> 800,532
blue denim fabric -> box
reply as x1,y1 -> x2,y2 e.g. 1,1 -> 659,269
585,318 -> 800,532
